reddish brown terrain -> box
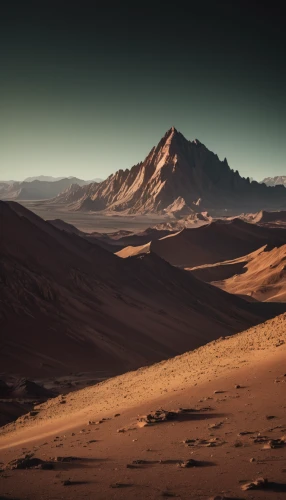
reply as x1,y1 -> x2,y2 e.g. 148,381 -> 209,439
1,314 -> 286,499
191,244 -> 286,302
117,218 -> 286,267
3,201 -> 282,381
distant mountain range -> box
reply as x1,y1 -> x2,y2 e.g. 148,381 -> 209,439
51,127 -> 286,215
261,176 -> 286,187
23,175 -> 103,183
0,177 -> 99,201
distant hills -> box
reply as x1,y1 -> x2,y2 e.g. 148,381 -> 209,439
261,176 -> 286,187
0,177 -> 95,201
51,127 -> 286,215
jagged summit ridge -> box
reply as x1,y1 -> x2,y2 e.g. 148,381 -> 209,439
53,128 -> 286,214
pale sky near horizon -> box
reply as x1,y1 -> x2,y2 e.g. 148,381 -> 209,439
0,3 -> 285,183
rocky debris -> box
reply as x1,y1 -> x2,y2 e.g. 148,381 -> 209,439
5,454 -> 52,470
241,477 -> 268,491
208,422 -> 223,430
89,417 -> 111,425
183,437 -> 224,448
138,409 -> 178,426
63,480 -> 72,486
252,434 -> 270,444
266,415 -> 276,420
250,457 -> 256,462
237,431 -> 254,436
54,456 -> 81,462
178,459 -> 198,468
262,438 -> 286,449
234,384 -> 241,389
137,407 -> 203,427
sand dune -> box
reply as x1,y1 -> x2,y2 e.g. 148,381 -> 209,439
1,314 -> 286,499
215,244 -> 286,302
189,244 -> 286,302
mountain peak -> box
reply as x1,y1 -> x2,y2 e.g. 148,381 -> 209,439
163,126 -> 179,140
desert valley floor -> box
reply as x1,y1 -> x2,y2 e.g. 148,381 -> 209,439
19,201 -> 171,233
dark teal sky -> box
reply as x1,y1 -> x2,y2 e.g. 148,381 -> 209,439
0,2 -> 285,181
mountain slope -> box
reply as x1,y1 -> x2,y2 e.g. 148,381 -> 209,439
213,244 -> 286,302
1,315 -> 286,500
150,218 -> 286,267
52,127 -> 286,214
1,201 -> 284,379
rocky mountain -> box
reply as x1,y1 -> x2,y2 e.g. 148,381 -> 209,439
0,177 -> 92,201
262,176 -> 286,187
52,127 -> 286,214
1,200 -> 284,379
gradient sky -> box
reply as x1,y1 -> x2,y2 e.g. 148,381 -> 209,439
0,2 -> 285,182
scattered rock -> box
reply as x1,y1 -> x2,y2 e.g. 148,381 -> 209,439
262,438 -> 286,449
241,477 -> 268,491
5,454 -> 50,470
138,409 -> 178,426
178,459 -> 198,468
63,480 -> 72,486
250,457 -> 256,462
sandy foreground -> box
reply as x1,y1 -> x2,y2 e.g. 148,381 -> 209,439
1,314 -> 286,499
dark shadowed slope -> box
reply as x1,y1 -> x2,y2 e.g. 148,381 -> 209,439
1,201 -> 285,379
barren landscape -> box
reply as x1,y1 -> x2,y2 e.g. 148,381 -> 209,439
1,3 -> 286,497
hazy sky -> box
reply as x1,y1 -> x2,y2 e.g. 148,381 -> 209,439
0,2 -> 285,181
